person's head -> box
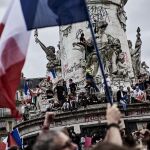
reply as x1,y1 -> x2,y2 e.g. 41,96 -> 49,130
135,86 -> 140,91
69,79 -> 73,84
105,73 -> 108,78
147,123 -> 150,130
50,100 -> 54,104
81,92 -> 85,95
147,83 -> 150,88
119,86 -> 124,91
68,93 -> 74,100
36,85 -> 40,88
33,130 -> 77,150
91,142 -> 131,150
61,127 -> 69,137
123,134 -> 136,148
57,81 -> 61,86
127,87 -> 130,91
63,80 -> 67,85
47,46 -> 55,53
81,33 -> 84,37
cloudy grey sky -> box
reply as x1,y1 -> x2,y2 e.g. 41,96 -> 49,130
0,0 -> 150,78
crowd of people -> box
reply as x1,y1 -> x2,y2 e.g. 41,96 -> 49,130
14,74 -> 150,149
21,73 -> 150,120
23,77 -> 102,115
10,104 -> 150,150
45,74 -> 150,112
116,74 -> 150,111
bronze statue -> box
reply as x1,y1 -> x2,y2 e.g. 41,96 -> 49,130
34,29 -> 61,73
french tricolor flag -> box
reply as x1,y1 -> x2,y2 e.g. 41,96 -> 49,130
0,128 -> 23,150
0,0 -> 31,118
0,0 -> 88,118
47,68 -> 57,81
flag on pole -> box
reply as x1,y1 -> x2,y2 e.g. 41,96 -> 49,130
0,0 -> 112,118
11,128 -> 23,149
23,81 -> 29,96
0,0 -> 31,118
19,0 -> 112,103
23,81 -> 32,103
0,0 -> 88,118
7,133 -> 18,148
20,0 -> 88,29
47,69 -> 57,81
0,128 -> 23,149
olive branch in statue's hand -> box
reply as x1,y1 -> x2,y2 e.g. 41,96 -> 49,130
35,37 -> 39,43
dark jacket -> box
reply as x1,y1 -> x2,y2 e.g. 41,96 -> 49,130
117,90 -> 127,102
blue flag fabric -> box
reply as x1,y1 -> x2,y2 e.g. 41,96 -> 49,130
20,0 -> 88,30
23,81 -> 28,95
11,128 -> 23,148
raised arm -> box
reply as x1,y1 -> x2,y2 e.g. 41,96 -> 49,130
43,112 -> 55,130
104,104 -> 122,146
36,38 -> 48,54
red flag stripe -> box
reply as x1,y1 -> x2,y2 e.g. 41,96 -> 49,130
0,37 -> 25,119
0,142 -> 6,150
0,0 -> 30,119
8,133 -> 18,148
0,23 -> 5,37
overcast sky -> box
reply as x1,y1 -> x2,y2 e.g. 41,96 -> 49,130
0,0 -> 150,78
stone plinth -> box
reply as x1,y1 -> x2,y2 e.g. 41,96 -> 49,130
15,103 -> 150,138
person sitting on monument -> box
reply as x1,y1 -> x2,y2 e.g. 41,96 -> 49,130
69,79 -> 77,95
63,80 -> 68,96
68,93 -> 78,110
78,91 -> 88,108
145,83 -> 150,101
132,86 -> 146,103
77,33 -> 94,60
138,78 -> 145,91
143,75 -> 150,90
46,86 -> 54,99
62,98 -> 70,111
79,33 -> 86,47
55,81 -> 66,106
85,67 -> 99,92
102,73 -> 112,103
88,94 -> 99,105
126,86 -> 132,104
117,86 -> 128,111
47,100 -> 58,112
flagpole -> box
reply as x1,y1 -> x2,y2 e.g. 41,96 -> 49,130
83,0 -> 113,105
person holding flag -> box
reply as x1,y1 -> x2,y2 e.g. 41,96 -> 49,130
0,128 -> 23,150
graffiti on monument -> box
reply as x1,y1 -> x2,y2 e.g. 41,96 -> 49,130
128,109 -> 150,116
62,62 -> 85,86
49,114 -> 105,127
63,62 -> 82,74
88,6 -> 110,23
61,45 -> 67,60
76,29 -> 84,39
62,25 -> 72,37
50,109 -> 150,127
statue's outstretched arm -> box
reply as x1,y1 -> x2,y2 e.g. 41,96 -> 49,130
36,38 -> 48,53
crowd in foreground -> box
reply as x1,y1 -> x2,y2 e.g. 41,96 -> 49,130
10,104 -> 150,150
